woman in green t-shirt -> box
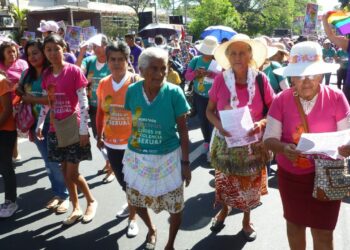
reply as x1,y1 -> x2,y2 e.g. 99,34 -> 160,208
123,47 -> 191,250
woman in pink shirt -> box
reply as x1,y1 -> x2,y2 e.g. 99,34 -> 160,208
206,34 -> 275,241
264,41 -> 350,250
37,34 -> 97,226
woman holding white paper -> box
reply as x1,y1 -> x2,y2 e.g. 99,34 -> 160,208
206,34 -> 275,241
264,41 -> 350,250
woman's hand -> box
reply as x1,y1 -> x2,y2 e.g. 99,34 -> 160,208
181,162 -> 191,187
248,119 -> 267,136
283,143 -> 301,161
96,137 -> 104,151
338,145 -> 350,158
195,68 -> 207,77
80,134 -> 89,147
217,123 -> 231,137
36,128 -> 44,141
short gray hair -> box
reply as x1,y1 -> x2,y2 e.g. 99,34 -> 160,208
138,47 -> 168,72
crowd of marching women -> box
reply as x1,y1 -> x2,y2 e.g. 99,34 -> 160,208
2,13 -> 350,249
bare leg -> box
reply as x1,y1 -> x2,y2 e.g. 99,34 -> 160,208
311,228 -> 333,250
165,212 -> 182,250
242,211 -> 254,232
287,220 -> 306,250
61,162 -> 81,216
65,162 -> 96,217
136,207 -> 156,243
214,204 -> 230,222
128,203 -> 137,221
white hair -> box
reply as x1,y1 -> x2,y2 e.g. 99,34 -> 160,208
138,47 -> 168,74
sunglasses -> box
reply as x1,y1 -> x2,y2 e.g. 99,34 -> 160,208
292,74 -> 323,81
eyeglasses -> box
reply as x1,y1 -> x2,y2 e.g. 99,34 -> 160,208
293,74 -> 322,81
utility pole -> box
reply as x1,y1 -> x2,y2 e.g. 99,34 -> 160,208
184,0 -> 187,25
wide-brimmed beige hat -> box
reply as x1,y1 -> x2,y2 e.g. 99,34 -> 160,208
214,34 -> 267,69
254,36 -> 278,59
274,41 -> 339,77
195,36 -> 219,56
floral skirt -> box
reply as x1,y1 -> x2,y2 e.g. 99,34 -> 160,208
126,185 -> 184,214
215,167 -> 268,212
210,134 -> 270,176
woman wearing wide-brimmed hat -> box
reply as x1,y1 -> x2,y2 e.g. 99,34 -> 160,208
206,34 -> 275,241
264,41 -> 350,250
185,36 -> 220,161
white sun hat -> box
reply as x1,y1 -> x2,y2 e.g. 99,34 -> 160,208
195,36 -> 219,56
37,20 -> 59,33
273,41 -> 339,77
214,33 -> 267,69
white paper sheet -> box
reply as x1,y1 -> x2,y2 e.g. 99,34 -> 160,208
296,129 -> 350,159
219,106 -> 259,148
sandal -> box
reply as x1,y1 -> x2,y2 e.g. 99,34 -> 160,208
102,173 -> 115,184
242,223 -> 257,242
145,229 -> 157,250
56,199 -> 69,214
210,217 -> 225,232
45,196 -> 60,209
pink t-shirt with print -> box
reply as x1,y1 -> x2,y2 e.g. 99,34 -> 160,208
268,85 -> 350,175
42,63 -> 88,124
209,72 -> 275,122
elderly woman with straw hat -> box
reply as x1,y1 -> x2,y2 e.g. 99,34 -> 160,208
206,34 -> 275,241
185,36 -> 220,160
264,41 -> 350,250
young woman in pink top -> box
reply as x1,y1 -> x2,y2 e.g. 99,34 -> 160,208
38,34 -> 97,226
264,41 -> 350,250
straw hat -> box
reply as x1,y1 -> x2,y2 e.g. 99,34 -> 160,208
214,33 -> 267,69
273,41 -> 339,77
37,20 -> 59,33
195,36 -> 219,56
254,36 -> 278,59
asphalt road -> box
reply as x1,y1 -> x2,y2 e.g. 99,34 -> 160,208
1,87 -> 350,250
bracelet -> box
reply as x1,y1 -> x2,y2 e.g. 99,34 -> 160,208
181,160 -> 190,165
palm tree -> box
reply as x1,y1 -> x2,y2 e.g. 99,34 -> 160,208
8,3 -> 28,40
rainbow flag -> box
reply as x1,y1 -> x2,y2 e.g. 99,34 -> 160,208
328,11 -> 350,35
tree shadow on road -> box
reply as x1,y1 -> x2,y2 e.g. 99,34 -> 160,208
191,231 -> 247,250
181,191 -> 242,232
0,214 -> 132,250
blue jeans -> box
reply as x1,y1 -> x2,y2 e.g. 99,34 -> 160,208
194,93 -> 213,144
33,123 -> 68,200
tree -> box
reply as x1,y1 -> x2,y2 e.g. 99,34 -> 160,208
188,0 -> 242,40
8,3 -> 28,41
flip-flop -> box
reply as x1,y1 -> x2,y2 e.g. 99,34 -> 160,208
242,224 -> 257,242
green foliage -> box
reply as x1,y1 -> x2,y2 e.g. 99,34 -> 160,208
188,0 -> 242,40
8,3 -> 28,42
187,0 -> 319,38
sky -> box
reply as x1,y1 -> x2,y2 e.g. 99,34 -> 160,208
317,0 -> 339,13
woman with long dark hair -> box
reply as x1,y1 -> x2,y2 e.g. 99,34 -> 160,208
16,40 -> 69,213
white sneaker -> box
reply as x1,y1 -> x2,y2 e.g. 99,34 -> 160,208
127,220 -> 139,237
116,203 -> 129,218
0,200 -> 18,218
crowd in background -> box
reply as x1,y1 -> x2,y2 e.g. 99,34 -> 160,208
1,16 -> 350,250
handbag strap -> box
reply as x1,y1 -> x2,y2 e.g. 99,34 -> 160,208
293,92 -> 309,133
